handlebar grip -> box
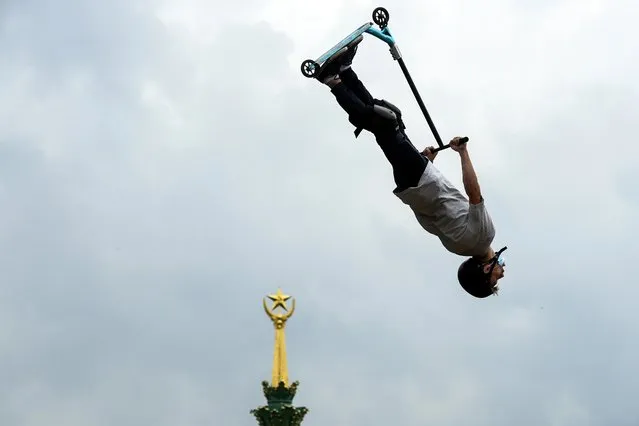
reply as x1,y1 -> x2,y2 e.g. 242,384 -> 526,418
431,137 -> 469,153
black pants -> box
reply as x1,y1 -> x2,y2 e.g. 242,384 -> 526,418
331,68 -> 427,191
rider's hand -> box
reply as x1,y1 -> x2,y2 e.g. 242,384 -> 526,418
421,146 -> 438,162
449,137 -> 468,153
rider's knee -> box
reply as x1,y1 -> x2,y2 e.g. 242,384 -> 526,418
376,99 -> 402,117
372,99 -> 405,131
350,100 -> 405,138
372,104 -> 398,121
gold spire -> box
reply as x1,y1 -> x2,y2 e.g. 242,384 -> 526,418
263,288 -> 296,388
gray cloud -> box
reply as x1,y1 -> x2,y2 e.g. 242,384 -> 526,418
1,0 -> 639,425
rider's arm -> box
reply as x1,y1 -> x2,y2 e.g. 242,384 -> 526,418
421,146 -> 437,162
449,137 -> 483,204
459,150 -> 482,205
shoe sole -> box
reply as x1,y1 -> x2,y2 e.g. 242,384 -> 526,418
315,46 -> 349,79
347,34 -> 364,49
316,34 -> 364,80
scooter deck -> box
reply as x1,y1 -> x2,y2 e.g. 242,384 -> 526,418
314,22 -> 373,65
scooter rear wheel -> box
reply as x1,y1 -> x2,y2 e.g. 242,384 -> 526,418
301,59 -> 319,78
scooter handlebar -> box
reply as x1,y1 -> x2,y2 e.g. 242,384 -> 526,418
432,137 -> 469,153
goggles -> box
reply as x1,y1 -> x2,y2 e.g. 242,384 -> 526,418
486,246 -> 507,277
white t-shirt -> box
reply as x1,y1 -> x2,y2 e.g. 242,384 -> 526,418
394,162 -> 495,256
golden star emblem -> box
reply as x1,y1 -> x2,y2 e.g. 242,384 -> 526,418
267,288 -> 291,312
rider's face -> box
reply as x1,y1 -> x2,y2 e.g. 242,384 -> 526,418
491,262 -> 505,283
484,255 -> 506,284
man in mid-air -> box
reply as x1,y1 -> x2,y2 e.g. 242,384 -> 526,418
313,35 -> 507,298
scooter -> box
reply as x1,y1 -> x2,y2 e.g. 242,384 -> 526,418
300,7 -> 468,152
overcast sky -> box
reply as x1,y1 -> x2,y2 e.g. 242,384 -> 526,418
1,0 -> 638,425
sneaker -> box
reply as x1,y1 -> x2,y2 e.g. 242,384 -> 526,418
339,35 -> 363,71
315,35 -> 364,83
315,46 -> 349,83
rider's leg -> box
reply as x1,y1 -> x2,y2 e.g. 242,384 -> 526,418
327,80 -> 427,191
315,38 -> 426,190
325,77 -> 371,122
339,67 -> 374,105
333,36 -> 373,104
373,129 -> 427,192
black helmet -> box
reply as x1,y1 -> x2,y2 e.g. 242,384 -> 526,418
457,247 -> 507,298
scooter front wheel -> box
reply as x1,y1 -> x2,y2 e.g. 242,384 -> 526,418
372,7 -> 389,28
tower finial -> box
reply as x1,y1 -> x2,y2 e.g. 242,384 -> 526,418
263,288 -> 296,388
252,289 -> 308,426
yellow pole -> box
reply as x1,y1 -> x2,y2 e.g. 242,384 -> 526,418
263,288 -> 296,388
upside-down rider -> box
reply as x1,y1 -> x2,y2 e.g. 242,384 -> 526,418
313,35 -> 507,298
